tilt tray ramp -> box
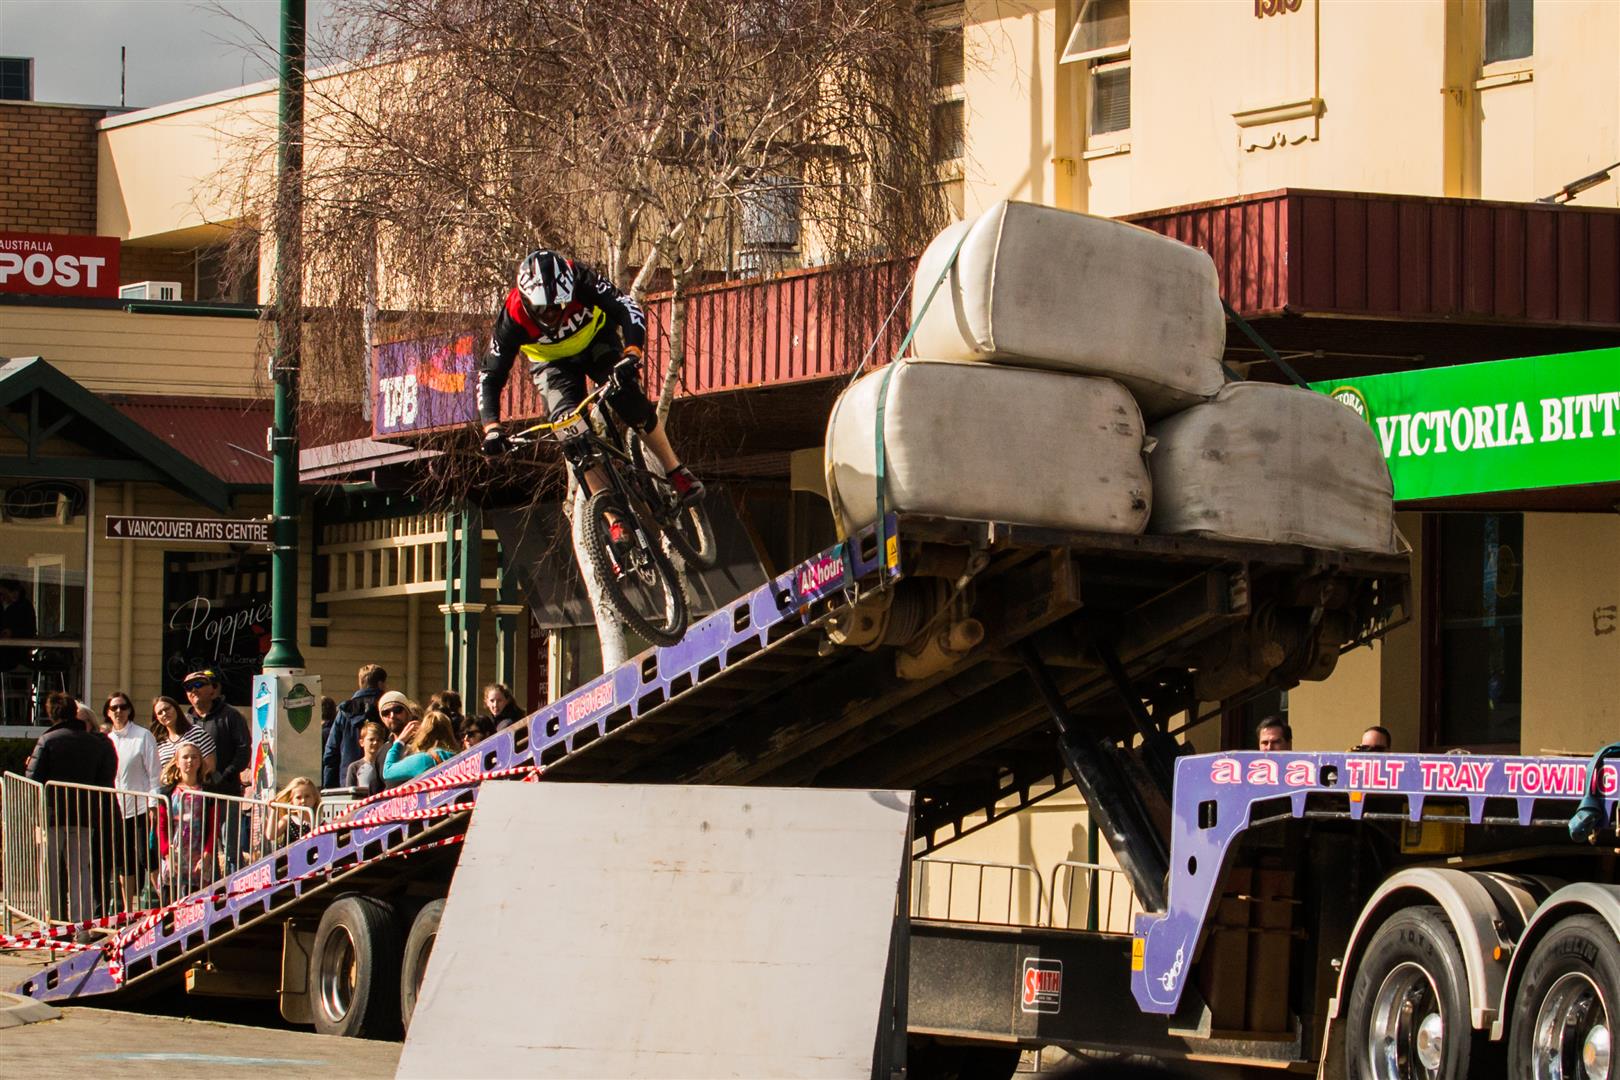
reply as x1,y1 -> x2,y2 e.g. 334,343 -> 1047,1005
15,513 -> 1405,1007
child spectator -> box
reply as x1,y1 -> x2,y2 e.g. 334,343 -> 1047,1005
268,777 -> 320,847
156,742 -> 217,901
344,719 -> 390,796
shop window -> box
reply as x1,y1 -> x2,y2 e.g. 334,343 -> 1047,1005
1423,514 -> 1523,751
0,480 -> 88,724
1062,0 -> 1132,138
1484,0 -> 1533,64
163,552 -> 273,708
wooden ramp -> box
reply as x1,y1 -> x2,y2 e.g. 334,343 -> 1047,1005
398,783 -> 913,1079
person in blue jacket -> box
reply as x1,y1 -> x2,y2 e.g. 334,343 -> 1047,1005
322,664 -> 387,789
382,705 -> 458,785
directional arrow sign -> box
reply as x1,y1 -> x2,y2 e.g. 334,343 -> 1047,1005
106,515 -> 271,545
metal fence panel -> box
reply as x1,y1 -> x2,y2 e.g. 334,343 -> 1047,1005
1,772 -> 48,934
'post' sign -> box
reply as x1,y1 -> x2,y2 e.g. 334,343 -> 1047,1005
1312,346 -> 1620,501
0,233 -> 120,298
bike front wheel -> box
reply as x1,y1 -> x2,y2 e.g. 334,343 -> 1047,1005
581,490 -> 688,646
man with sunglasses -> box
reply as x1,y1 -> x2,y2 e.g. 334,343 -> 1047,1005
476,249 -> 705,519
183,669 -> 252,867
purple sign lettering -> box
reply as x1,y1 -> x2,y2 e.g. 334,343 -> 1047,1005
373,333 -> 480,437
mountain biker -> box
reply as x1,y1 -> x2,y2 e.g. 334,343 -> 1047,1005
477,250 -> 705,529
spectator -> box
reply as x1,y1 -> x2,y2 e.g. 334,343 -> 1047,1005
0,577 -> 37,673
1257,717 -> 1292,752
343,719 -> 389,796
155,742 -> 217,900
461,714 -> 495,751
27,691 -> 116,929
182,669 -> 251,871
322,664 -> 387,790
429,690 -> 466,736
483,682 -> 525,731
318,695 -> 338,762
103,690 -> 158,911
152,694 -> 218,780
267,777 -> 320,847
1357,725 -> 1393,752
382,706 -> 458,785
377,690 -> 415,740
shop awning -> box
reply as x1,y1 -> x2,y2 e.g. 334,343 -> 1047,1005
0,356 -> 232,510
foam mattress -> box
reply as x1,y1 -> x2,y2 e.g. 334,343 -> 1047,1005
825,359 -> 1151,536
1148,382 -> 1399,554
908,200 -> 1228,418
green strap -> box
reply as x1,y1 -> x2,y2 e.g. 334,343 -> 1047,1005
873,228 -> 969,576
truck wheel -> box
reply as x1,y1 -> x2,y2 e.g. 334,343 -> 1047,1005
309,895 -> 402,1039
907,1038 -> 1020,1080
1508,913 -> 1620,1080
399,898 -> 446,1033
1344,905 -> 1494,1079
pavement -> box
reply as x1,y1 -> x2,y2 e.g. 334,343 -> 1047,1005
0,952 -> 401,1079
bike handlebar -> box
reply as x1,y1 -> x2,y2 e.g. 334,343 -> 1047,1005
506,382 -> 612,445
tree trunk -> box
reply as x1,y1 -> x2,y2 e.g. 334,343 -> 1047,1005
565,475 -> 629,670
656,268 -> 687,424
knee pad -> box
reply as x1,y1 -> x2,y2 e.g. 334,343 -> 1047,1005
606,379 -> 657,433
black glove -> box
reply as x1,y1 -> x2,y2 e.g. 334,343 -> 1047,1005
480,426 -> 508,456
612,355 -> 642,392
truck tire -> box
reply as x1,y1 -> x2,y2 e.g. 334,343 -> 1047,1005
1508,913 -> 1620,1079
1343,905 -> 1496,1079
309,895 -> 403,1039
399,898 -> 446,1033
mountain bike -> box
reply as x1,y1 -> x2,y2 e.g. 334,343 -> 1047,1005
508,383 -> 717,645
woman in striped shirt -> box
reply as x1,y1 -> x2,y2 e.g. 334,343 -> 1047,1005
152,695 -> 217,781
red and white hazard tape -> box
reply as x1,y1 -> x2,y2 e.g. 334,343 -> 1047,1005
11,754 -> 540,985
6,827 -> 468,987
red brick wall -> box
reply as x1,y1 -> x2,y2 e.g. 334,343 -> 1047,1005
120,247 -> 194,289
0,102 -> 106,235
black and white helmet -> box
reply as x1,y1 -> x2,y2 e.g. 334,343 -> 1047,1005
516,249 -> 575,312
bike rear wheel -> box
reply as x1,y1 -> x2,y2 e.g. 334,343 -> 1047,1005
626,431 -> 719,571
581,490 -> 688,645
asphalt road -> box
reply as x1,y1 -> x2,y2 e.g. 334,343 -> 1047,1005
0,953 -> 401,1079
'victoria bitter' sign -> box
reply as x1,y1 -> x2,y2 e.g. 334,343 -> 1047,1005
1312,346 -> 1620,501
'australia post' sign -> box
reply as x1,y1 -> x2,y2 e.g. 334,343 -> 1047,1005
373,332 -> 481,437
0,232 -> 120,298
1312,346 -> 1620,501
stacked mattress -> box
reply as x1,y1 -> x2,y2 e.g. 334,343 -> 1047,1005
826,200 -> 1398,555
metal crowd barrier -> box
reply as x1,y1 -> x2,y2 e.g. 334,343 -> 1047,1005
0,776 -> 315,938
2,772 -> 48,934
1048,859 -> 1140,934
909,857 -> 1047,926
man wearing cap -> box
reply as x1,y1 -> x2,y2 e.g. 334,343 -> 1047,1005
184,669 -> 253,869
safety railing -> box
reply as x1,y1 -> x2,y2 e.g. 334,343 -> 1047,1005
2,772 -> 48,934
316,788 -> 364,826
0,776 -> 316,937
1048,860 -> 1141,934
909,858 -> 1047,927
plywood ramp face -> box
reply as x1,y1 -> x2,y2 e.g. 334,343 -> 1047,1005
398,783 -> 913,1080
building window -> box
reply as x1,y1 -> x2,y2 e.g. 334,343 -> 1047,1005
926,4 -> 966,169
930,99 -> 966,163
1423,514 -> 1523,751
1062,0 -> 1131,138
0,480 -> 88,726
0,57 -> 33,102
1484,0 -> 1533,64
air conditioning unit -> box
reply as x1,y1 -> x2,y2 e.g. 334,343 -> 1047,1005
119,280 -> 183,301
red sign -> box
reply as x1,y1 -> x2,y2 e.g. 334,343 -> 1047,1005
0,232 -> 120,298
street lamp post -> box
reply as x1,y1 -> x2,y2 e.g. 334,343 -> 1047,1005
264,0 -> 306,674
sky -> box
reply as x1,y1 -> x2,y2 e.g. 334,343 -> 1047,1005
0,1 -> 340,110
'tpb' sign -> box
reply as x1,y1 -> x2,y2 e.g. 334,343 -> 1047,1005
0,233 -> 120,298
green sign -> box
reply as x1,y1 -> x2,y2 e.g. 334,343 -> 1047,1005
1310,346 -> 1620,501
